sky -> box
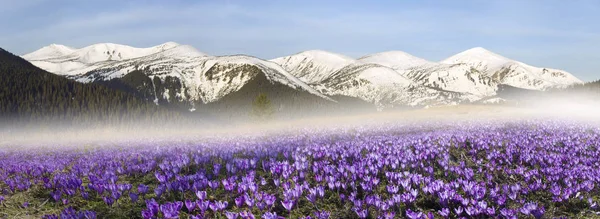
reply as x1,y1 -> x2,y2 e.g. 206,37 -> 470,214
1,0 -> 599,81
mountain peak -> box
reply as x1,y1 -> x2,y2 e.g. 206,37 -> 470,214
22,44 -> 76,60
270,50 -> 355,84
293,50 -> 354,61
446,46 -> 508,59
155,42 -> 180,50
271,50 -> 355,70
358,51 -> 434,70
463,46 -> 493,53
441,47 -> 511,68
48,43 -> 71,48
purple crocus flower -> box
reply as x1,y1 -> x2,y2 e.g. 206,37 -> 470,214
160,201 -> 183,219
145,199 -> 159,216
454,206 -> 463,216
209,200 -> 228,212
262,212 -> 284,219
316,186 -> 325,197
197,200 -> 210,212
245,195 -> 255,208
520,202 -> 538,215
225,211 -> 239,219
185,199 -> 196,212
239,210 -> 256,219
406,209 -> 423,219
51,190 -> 61,202
282,200 -> 294,211
438,208 -> 450,218
354,208 -> 368,219
154,185 -> 165,198
102,196 -> 114,206
235,196 -> 245,207
532,207 -> 545,219
138,184 -> 149,194
500,208 -> 516,218
129,192 -> 138,203
154,172 -> 167,183
381,211 -> 395,219
307,192 -> 317,204
223,178 -> 236,191
264,194 -> 276,208
142,209 -> 154,219
78,210 -> 97,219
196,190 -> 207,200
310,210 -> 328,219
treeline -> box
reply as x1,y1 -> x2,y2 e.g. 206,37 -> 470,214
563,80 -> 600,93
0,48 -> 183,128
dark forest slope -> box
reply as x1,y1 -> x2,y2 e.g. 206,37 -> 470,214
0,48 -> 181,127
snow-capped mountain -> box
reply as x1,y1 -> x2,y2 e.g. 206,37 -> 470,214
22,43 -> 333,110
271,50 -> 464,107
22,43 -> 583,109
22,44 -> 76,60
270,50 -> 354,85
24,42 -> 197,75
401,63 -> 497,100
319,63 -> 462,107
441,47 -> 582,90
358,51 -> 436,70
357,51 -> 497,99
272,49 -> 498,106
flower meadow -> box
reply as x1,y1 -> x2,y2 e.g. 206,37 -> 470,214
1,121 -> 600,218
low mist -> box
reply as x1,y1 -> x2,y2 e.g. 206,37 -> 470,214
2,92 -> 600,148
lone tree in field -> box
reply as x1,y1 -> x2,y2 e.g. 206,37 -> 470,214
251,93 -> 274,120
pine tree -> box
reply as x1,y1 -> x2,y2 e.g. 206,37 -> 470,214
251,93 -> 274,121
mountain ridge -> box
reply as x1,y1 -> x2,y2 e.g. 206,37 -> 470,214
22,42 -> 583,108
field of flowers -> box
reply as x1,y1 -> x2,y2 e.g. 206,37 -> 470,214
1,121 -> 600,218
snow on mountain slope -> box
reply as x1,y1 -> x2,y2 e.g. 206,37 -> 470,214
402,63 -> 497,99
316,63 -> 461,108
441,47 -> 582,90
358,51 -> 436,70
270,50 -> 355,84
22,44 -> 76,60
441,47 -> 510,73
67,42 -> 183,63
23,42 -> 206,76
272,50 -> 490,106
194,55 -> 332,102
30,43 -> 331,104
357,50 -> 495,99
23,42 -> 200,75
23,43 -> 584,108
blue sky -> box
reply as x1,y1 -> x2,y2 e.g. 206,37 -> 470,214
1,0 -> 599,81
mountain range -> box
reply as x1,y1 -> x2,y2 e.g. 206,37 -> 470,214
22,42 -> 583,110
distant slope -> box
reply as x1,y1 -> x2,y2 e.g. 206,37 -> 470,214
201,72 -> 374,121
0,47 -> 179,126
358,51 -> 497,99
274,50 -> 471,107
96,62 -> 373,119
270,50 -> 355,84
358,51 -> 435,70
441,47 -> 582,90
